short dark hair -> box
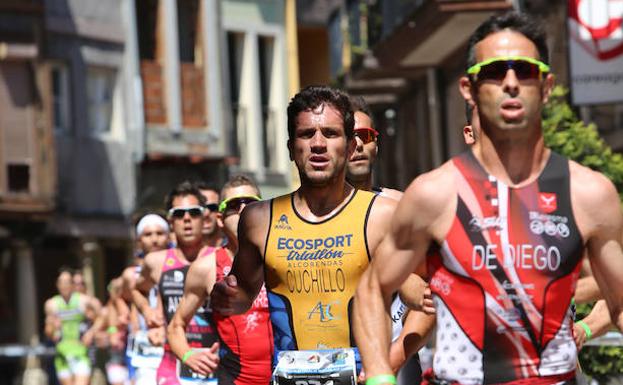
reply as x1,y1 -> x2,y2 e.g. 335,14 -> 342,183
221,174 -> 260,198
287,85 -> 354,141
164,181 -> 206,210
192,181 -> 220,201
466,12 -> 549,70
350,95 -> 375,129
192,181 -> 220,194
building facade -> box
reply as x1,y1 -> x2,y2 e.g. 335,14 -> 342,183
306,0 -> 623,190
0,0 -> 299,381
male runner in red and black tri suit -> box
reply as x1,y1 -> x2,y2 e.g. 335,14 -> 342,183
427,149 -> 582,382
168,175 -> 273,385
132,181 -> 219,385
355,11 -> 623,385
212,176 -> 273,384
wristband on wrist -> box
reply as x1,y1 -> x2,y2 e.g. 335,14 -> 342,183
576,320 -> 592,340
366,374 -> 397,385
107,326 -> 118,334
182,350 -> 195,364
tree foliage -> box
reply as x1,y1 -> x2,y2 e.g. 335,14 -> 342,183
542,86 -> 623,201
543,86 -> 623,381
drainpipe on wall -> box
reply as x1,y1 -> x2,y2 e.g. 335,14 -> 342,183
162,0 -> 182,134
427,68 -> 443,168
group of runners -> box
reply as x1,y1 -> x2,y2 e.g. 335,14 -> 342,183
43,11 -> 623,385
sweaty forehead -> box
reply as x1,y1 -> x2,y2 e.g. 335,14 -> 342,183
475,30 -> 540,62
296,103 -> 344,129
354,111 -> 373,129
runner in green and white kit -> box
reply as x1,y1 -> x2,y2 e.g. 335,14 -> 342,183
45,268 -> 100,385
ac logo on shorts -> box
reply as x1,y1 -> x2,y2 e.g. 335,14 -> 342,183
538,192 -> 557,213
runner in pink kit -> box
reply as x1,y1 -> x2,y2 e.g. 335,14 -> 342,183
132,181 -> 218,385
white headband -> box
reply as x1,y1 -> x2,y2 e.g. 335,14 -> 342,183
136,214 -> 169,236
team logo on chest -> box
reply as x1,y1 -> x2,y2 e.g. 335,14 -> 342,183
538,192 -> 557,213
275,214 -> 293,230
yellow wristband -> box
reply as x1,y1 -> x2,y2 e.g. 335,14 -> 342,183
182,350 -> 195,364
107,326 -> 118,334
366,374 -> 397,385
576,320 -> 592,340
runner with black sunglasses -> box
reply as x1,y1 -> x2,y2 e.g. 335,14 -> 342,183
354,12 -> 623,385
132,181 -> 219,385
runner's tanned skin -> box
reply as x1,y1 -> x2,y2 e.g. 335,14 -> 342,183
353,17 -> 623,385
210,88 -> 399,368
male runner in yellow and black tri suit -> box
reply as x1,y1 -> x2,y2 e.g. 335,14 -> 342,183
211,85 -> 399,384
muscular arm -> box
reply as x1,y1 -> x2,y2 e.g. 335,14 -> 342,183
81,294 -> 105,345
354,167 -> 454,382
389,310 -> 436,373
44,299 -> 59,341
575,167 -> 623,332
168,255 -> 216,362
211,202 -> 268,315
132,251 -> 164,327
574,300 -> 613,349
121,266 -> 137,303
574,255 -> 601,304
575,276 -> 600,305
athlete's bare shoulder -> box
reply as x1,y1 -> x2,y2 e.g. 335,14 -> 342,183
187,249 -> 216,294
366,194 -> 399,252
379,187 -> 403,201
44,297 -> 57,313
144,249 -> 168,267
370,194 -> 399,219
190,250 -> 214,272
142,249 -> 168,282
404,161 -> 456,209
240,199 -> 271,245
401,161 -> 457,239
569,160 -> 621,237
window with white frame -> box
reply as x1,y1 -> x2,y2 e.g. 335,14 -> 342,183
258,35 -> 277,170
226,31 -> 247,167
225,27 -> 287,178
86,67 -> 116,135
51,63 -> 71,134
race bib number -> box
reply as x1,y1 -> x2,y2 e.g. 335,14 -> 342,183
130,331 -> 164,368
272,348 -> 357,385
176,349 -> 218,385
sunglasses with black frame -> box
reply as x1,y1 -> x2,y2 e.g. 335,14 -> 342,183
168,205 -> 205,219
218,195 -> 261,215
204,203 -> 219,213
